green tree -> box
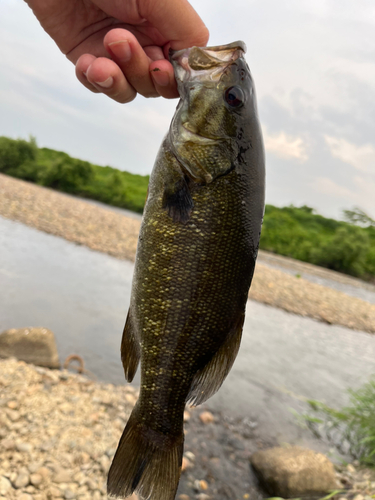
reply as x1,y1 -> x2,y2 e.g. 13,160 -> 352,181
42,157 -> 93,193
0,136 -> 38,175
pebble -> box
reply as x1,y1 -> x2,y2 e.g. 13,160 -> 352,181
199,411 -> 215,424
182,457 -> 193,472
0,476 -> 11,495
14,470 -> 30,489
53,471 -> 72,484
17,442 -> 33,453
64,488 -> 75,499
18,494 -> 34,500
30,474 -> 43,486
0,358 -> 373,500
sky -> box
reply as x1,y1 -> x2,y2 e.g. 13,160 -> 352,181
0,0 -> 374,220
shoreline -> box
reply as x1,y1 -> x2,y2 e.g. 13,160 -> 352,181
1,358 -> 374,500
1,173 -> 375,334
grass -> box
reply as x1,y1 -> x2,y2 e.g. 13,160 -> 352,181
300,377 -> 375,467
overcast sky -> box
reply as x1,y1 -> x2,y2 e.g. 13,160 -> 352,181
1,0 -> 374,220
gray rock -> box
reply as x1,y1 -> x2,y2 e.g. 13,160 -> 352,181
250,446 -> 338,497
14,471 -> 30,489
64,488 -> 75,499
0,328 -> 60,368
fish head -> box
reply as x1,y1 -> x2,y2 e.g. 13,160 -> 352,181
169,41 -> 259,184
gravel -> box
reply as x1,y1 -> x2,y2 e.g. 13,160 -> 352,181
1,174 -> 374,334
0,358 -> 374,500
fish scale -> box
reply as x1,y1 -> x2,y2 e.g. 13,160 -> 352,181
107,41 -> 265,500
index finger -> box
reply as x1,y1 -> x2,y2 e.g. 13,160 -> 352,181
92,0 -> 209,50
140,0 -> 210,50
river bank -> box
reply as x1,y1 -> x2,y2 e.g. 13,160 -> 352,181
1,173 -> 374,334
1,358 -> 374,500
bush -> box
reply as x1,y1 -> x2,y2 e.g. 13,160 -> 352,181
310,226 -> 371,277
41,157 -> 94,194
0,136 -> 38,176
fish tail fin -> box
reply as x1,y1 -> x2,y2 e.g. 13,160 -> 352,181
107,409 -> 184,500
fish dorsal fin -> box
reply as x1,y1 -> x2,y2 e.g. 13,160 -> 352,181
186,312 -> 245,406
121,310 -> 141,382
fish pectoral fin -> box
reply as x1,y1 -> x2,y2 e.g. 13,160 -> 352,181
162,174 -> 194,224
121,310 -> 140,383
186,312 -> 245,406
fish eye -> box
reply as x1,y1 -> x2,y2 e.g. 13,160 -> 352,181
224,86 -> 244,108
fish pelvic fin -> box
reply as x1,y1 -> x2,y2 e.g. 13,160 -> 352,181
107,409 -> 184,500
121,310 -> 140,383
187,312 -> 245,406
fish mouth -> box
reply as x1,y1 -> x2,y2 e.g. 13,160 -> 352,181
181,123 -> 227,144
170,41 -> 247,83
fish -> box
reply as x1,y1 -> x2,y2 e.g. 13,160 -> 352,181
107,40 -> 265,500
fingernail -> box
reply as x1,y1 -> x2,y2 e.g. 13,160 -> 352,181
151,69 -> 170,87
94,76 -> 113,88
108,40 -> 131,62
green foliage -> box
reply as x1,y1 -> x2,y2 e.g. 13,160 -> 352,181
0,136 -> 38,179
41,157 -> 94,194
0,136 -> 374,278
300,377 -> 375,466
260,204 -> 375,280
0,138 -> 148,213
343,206 -> 375,228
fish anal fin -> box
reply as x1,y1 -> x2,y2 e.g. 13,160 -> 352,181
187,312 -> 245,406
162,175 -> 194,224
121,310 -> 140,383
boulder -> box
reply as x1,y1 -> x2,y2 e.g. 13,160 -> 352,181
250,446 -> 337,497
0,327 -> 60,368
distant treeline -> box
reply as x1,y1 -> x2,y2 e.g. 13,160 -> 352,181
1,136 -> 374,281
0,135 -> 148,213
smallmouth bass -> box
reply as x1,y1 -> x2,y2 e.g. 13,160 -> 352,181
108,41 -> 265,500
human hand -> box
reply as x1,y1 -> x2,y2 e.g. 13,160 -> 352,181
25,0 -> 209,103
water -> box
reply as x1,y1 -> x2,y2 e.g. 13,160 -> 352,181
1,215 -> 375,446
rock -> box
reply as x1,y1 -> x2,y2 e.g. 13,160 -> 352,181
64,488 -> 75,499
0,328 -> 60,368
14,470 -> 30,488
184,451 -> 195,462
250,446 -> 338,497
53,470 -> 72,484
199,480 -> 208,491
181,457 -> 193,472
18,494 -> 34,500
0,476 -> 12,495
30,474 -> 43,486
1,438 -> 15,450
49,486 -> 62,498
17,442 -> 33,453
199,411 -> 214,424
36,467 -> 51,480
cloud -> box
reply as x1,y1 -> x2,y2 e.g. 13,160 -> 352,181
313,177 -> 355,199
325,136 -> 375,174
263,129 -> 308,162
